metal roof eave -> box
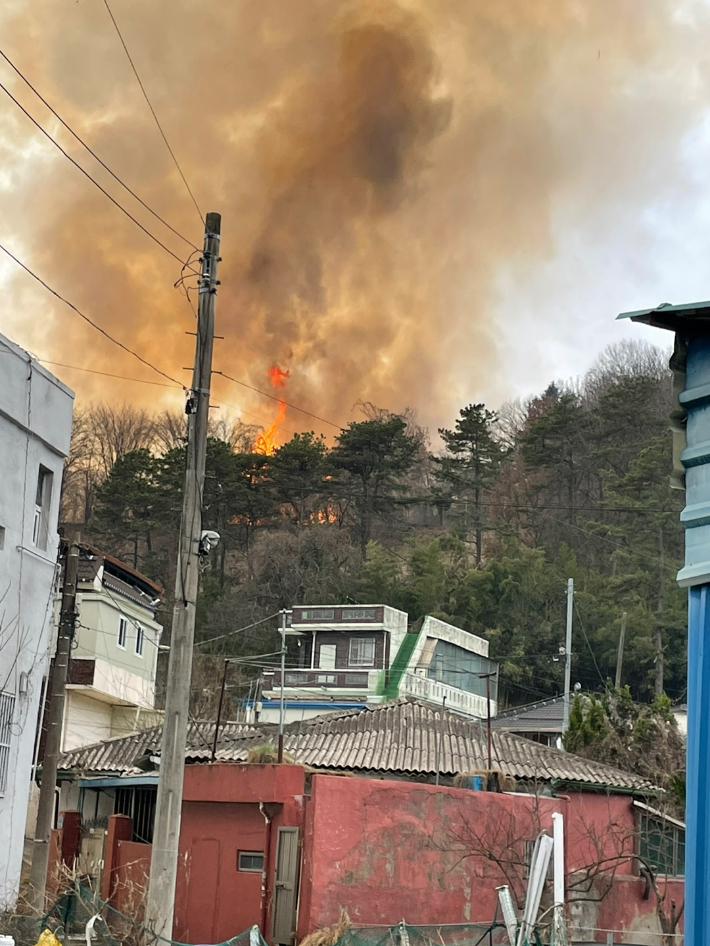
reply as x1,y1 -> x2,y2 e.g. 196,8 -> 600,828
617,300 -> 710,334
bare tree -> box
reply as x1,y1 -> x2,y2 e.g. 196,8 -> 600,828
439,791 -> 684,946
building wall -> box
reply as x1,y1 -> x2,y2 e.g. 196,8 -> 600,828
299,776 -> 683,944
174,764 -> 306,946
0,336 -> 73,907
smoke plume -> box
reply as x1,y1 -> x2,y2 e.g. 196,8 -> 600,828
0,0 -> 707,438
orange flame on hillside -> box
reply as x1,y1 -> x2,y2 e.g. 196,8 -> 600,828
252,366 -> 290,454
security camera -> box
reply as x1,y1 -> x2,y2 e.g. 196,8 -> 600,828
199,530 -> 221,554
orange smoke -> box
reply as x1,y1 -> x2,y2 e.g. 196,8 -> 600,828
252,366 -> 290,454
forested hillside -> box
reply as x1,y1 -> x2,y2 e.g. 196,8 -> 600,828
61,339 -> 685,709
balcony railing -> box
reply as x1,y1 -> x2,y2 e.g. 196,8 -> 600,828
263,669 -> 381,692
400,672 -> 497,719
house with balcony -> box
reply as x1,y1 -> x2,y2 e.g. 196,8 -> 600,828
257,605 -> 498,723
51,544 -> 164,752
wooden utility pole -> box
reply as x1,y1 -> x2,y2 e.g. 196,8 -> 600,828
28,541 -> 80,912
145,212 -> 220,941
615,611 -> 627,689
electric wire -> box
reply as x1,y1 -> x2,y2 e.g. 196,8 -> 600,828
0,47 -> 200,252
39,360 -> 176,388
217,370 -> 344,431
0,80 -> 198,271
195,612 -> 281,648
573,599 -> 607,687
101,0 -> 204,225
0,241 -> 184,387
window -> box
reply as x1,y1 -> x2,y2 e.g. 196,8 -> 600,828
135,624 -> 144,657
349,637 -> 375,667
342,608 -> 377,621
118,617 -> 127,649
238,851 -> 264,872
426,640 -> 498,700
0,526 -> 5,550
300,609 -> 334,621
317,673 -> 337,684
318,643 -> 337,670
638,809 -> 685,877
32,466 -> 53,550
0,691 -> 15,795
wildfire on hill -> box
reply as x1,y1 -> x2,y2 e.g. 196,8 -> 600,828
252,366 -> 290,454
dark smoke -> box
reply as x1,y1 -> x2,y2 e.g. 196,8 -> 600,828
0,0 -> 707,437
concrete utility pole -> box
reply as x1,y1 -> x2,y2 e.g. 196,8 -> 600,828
561,578 -> 574,734
614,611 -> 627,689
145,212 -> 220,941
28,541 -> 80,912
277,609 -> 287,763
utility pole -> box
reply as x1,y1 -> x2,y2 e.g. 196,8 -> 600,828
562,578 -> 574,735
145,212 -> 220,941
277,609 -> 286,763
615,611 -> 627,689
28,541 -> 80,912
655,526 -> 665,697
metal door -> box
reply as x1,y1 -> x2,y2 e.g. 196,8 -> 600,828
271,827 -> 300,945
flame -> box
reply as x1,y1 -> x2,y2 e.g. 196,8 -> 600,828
252,366 -> 290,454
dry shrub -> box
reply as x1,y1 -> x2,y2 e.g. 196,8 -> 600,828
246,744 -> 296,764
298,908 -> 351,946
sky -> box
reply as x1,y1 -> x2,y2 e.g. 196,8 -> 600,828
0,0 -> 709,440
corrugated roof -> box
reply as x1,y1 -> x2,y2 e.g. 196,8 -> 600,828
57,721 -> 260,775
492,697 -> 565,733
58,699 -> 655,793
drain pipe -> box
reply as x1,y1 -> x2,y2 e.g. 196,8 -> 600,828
259,803 -> 273,939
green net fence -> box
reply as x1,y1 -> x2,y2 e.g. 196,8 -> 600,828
0,883 -> 269,946
331,922 -> 506,946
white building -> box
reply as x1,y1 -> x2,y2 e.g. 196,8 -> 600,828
58,545 -> 163,751
0,334 -> 73,907
257,605 -> 498,724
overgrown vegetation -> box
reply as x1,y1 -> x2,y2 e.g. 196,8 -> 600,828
60,339 -> 685,710
565,687 -> 686,810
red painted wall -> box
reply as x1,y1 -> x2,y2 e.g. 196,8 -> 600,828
173,764 -> 307,946
113,841 -> 151,922
298,775 -> 684,944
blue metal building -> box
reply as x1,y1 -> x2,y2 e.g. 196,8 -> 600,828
619,299 -> 710,945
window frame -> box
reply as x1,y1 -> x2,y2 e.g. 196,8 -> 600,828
135,623 -> 144,657
342,608 -> 377,621
238,850 -> 264,873
117,617 -> 128,650
0,691 -> 15,796
636,805 -> 686,878
349,636 -> 376,667
300,608 -> 335,621
32,466 -> 53,551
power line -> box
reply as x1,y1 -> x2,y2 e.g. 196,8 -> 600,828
0,241 -> 184,387
39,359 -> 176,388
0,81 -> 198,272
35,358 -> 298,436
195,612 -> 281,648
217,370 -> 344,431
101,0 -> 203,225
0,47 -> 200,253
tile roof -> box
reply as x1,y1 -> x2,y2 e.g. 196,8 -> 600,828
492,697 -> 565,733
57,721 -> 259,776
57,698 -> 656,794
